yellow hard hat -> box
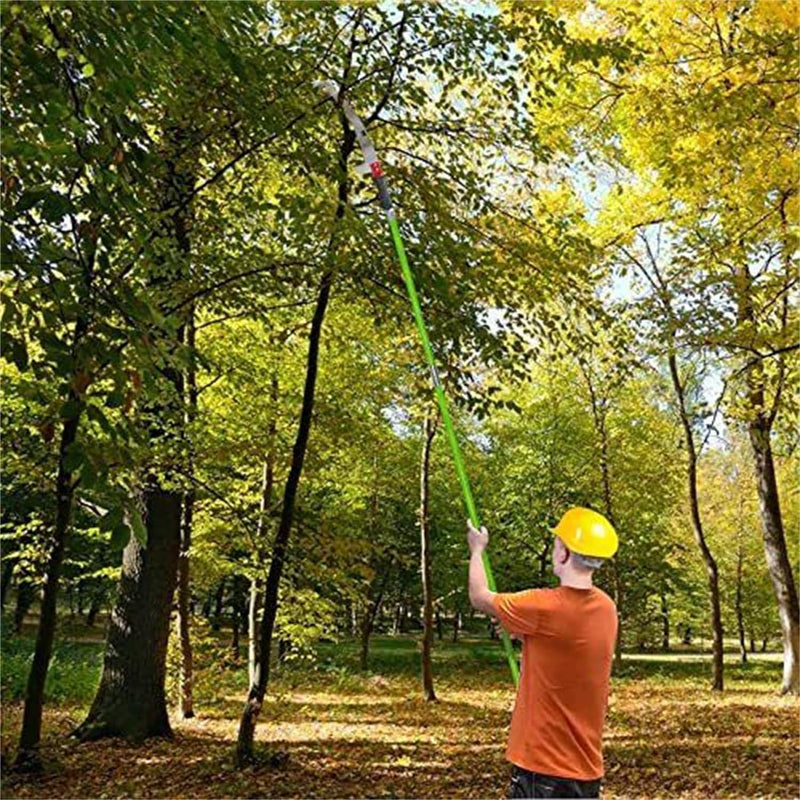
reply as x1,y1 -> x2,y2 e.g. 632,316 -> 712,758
552,507 -> 618,559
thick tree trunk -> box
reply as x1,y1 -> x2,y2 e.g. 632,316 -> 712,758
236,268 -> 334,766
452,611 -> 460,643
15,413 -> 81,769
75,489 -> 182,741
661,592 -> 670,651
419,413 -> 437,702
76,122 -> 193,742
736,531 -> 747,665
668,350 -> 724,691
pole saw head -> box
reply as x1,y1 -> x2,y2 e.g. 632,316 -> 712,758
313,80 -> 378,177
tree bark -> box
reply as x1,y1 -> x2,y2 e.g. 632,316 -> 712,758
419,413 -> 437,702
75,489 -> 182,741
661,592 -> 670,651
235,268 -> 334,766
668,349 -> 724,691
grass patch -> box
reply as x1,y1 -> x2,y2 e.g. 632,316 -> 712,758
1,631 -> 103,705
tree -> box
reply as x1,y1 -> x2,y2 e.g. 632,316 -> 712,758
540,0 -> 798,692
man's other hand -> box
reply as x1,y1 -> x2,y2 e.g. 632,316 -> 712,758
467,519 -> 489,554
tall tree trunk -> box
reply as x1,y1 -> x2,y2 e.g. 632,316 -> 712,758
177,304 -> 196,719
452,610 -> 460,643
419,413 -> 437,702
76,123 -> 193,740
736,235 -> 799,694
236,111 -> 352,763
75,489 -> 182,741
15,412 -> 82,769
736,529 -> 747,665
661,592 -> 670,651
249,375 -> 277,686
236,268 -> 334,766
359,563 -> 392,671
748,419 -> 798,692
668,349 -> 724,691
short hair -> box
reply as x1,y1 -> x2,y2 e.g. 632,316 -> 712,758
569,551 -> 606,572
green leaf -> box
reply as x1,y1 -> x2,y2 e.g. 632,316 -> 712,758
81,63 -> 95,78
99,507 -> 122,532
15,187 -> 48,213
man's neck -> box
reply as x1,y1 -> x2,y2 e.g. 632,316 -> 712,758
558,572 -> 593,589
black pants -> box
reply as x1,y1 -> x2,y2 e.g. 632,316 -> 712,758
508,765 -> 601,799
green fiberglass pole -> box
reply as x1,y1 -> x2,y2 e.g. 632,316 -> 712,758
315,81 -> 519,686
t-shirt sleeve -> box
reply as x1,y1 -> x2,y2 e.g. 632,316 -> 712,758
491,589 -> 545,637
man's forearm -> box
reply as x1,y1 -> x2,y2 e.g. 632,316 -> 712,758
468,549 -> 495,614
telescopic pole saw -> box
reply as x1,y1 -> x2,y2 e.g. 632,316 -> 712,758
315,80 -> 520,687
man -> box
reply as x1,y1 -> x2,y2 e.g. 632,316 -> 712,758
467,507 -> 618,799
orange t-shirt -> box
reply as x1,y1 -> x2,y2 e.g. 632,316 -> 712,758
491,586 -> 617,781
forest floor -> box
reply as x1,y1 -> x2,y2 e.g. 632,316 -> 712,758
2,630 -> 797,799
